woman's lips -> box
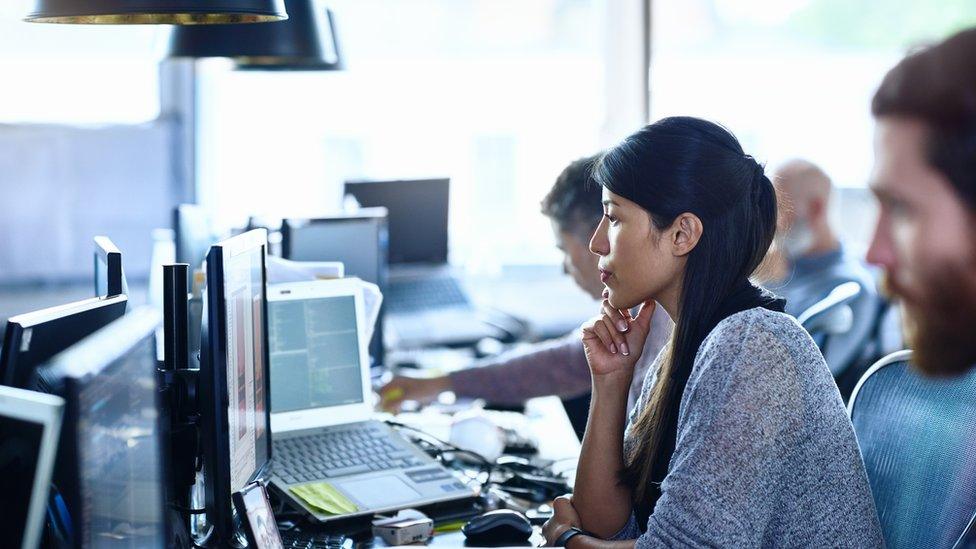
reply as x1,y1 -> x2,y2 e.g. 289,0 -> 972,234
600,269 -> 613,283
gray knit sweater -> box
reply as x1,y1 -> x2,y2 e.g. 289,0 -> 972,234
610,307 -> 883,547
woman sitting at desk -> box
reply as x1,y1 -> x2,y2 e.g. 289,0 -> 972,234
380,155 -> 673,416
542,118 -> 882,547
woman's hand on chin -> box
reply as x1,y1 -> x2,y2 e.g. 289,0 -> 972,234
581,298 -> 656,378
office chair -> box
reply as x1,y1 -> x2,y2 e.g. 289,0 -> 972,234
796,281 -> 863,379
848,350 -> 976,548
797,281 -> 861,333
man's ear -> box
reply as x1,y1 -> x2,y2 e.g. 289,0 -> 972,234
670,213 -> 703,257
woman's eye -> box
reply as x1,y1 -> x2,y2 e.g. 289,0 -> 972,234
604,213 -> 618,224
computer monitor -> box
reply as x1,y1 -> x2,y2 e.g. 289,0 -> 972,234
200,229 -> 272,543
0,385 -> 64,549
344,178 -> 450,265
173,204 -> 215,286
0,294 -> 128,389
35,307 -> 168,547
93,235 -> 128,298
280,210 -> 388,364
280,209 -> 388,287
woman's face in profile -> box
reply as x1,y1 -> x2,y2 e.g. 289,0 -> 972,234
589,188 -> 681,309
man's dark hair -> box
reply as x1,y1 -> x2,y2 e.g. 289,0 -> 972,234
872,27 -> 976,211
540,155 -> 603,239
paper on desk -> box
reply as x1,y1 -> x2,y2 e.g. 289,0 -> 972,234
266,256 -> 344,283
290,482 -> 358,515
358,278 -> 383,343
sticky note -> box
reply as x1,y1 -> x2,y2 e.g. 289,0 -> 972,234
290,482 -> 358,515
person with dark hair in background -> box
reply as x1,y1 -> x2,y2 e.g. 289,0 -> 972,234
764,159 -> 884,383
379,156 -> 672,414
867,27 -> 976,378
542,117 -> 881,547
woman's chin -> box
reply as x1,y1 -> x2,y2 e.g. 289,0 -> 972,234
606,289 -> 640,310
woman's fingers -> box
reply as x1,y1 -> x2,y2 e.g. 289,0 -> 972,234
600,314 -> 629,356
542,495 -> 578,545
590,318 -> 617,354
601,299 -> 630,333
633,298 -> 657,331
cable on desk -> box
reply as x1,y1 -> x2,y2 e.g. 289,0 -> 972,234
384,420 -> 572,500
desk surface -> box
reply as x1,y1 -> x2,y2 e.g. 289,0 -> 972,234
297,397 -> 579,547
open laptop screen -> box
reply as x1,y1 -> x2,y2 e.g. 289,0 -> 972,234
269,295 -> 364,414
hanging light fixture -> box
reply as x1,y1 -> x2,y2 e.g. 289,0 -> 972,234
168,0 -> 343,71
25,0 -> 287,24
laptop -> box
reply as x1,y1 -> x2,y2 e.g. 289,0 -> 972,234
280,209 -> 389,365
344,178 -> 505,348
265,279 -> 478,522
0,385 -> 64,549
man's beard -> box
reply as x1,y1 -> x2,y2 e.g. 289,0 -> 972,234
884,264 -> 976,377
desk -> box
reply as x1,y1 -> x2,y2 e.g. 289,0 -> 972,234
286,397 -> 580,547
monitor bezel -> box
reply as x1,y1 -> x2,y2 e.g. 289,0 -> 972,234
200,228 -> 272,544
0,385 -> 64,549
0,294 -> 128,388
93,235 -> 126,298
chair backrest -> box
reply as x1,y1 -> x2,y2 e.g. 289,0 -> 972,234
797,281 -> 861,332
848,350 -> 976,548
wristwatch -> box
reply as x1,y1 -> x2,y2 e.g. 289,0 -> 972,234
554,526 -> 588,547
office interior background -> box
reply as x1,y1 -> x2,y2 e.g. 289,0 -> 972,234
4,0 -> 976,547
1,0 -> 974,311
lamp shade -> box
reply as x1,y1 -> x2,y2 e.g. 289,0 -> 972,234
25,0 -> 287,24
168,0 -> 343,71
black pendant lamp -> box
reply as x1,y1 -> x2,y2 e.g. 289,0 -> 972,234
25,0 -> 287,24
168,0 -> 343,71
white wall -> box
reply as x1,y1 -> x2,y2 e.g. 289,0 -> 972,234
0,121 -> 176,283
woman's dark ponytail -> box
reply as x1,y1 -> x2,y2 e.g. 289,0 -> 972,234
594,117 -> 778,516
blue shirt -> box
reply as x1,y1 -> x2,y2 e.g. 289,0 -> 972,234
767,245 -> 882,376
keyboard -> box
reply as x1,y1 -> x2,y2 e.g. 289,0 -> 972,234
279,530 -> 351,549
386,277 -> 471,313
273,424 -> 427,485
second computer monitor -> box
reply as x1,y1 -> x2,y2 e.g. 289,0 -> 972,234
0,294 -> 128,389
200,228 -> 272,543
280,209 -> 388,288
35,307 -> 168,547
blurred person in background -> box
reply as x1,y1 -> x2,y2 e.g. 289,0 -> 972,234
867,27 -> 976,378
764,159 -> 886,386
379,155 -> 673,414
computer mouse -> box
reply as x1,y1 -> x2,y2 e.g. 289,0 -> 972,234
462,509 -> 533,544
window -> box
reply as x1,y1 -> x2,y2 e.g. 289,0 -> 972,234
0,0 -> 161,124
650,0 -> 976,187
196,0 -> 636,267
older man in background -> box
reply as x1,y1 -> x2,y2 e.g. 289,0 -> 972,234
765,159 -> 886,392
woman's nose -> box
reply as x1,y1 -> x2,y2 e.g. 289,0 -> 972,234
589,217 -> 610,256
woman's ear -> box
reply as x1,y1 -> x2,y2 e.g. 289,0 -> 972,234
670,213 -> 703,257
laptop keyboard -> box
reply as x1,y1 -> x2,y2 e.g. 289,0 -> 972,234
387,277 -> 471,313
273,424 -> 427,484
